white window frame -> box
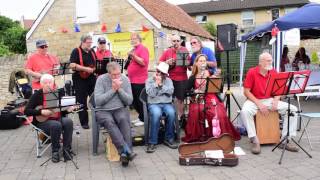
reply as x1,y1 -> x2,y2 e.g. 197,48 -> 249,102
76,0 -> 99,24
241,10 -> 255,27
195,14 -> 208,24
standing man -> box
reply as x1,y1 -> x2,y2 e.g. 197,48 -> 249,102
95,37 -> 113,60
159,34 -> 189,121
69,34 -> 96,129
190,36 -> 217,75
241,52 -> 299,154
25,39 -> 60,90
127,33 -> 149,126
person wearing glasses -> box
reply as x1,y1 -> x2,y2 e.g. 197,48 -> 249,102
159,34 -> 189,126
127,33 -> 149,127
145,62 -> 178,153
69,34 -> 97,129
94,62 -> 136,167
25,39 -> 60,90
190,36 -> 217,75
95,37 -> 113,60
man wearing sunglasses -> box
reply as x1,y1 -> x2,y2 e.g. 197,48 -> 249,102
190,36 -> 217,75
159,34 -> 189,124
25,39 -> 60,90
95,37 -> 113,60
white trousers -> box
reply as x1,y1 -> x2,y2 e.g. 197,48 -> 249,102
240,98 -> 298,139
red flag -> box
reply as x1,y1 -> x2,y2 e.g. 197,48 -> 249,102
142,25 -> 149,32
101,23 -> 107,33
61,27 -> 68,33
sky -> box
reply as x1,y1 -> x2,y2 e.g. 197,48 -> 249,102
0,0 -> 319,21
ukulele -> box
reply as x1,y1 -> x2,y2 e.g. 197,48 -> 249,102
35,104 -> 82,122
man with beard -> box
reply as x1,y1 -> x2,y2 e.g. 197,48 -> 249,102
190,36 -> 217,75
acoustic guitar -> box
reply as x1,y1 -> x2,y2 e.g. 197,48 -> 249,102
35,105 -> 82,122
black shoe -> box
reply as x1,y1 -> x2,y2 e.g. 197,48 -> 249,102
52,152 -> 60,163
63,149 -> 73,161
127,152 -> 137,161
120,153 -> 129,167
163,140 -> 178,149
146,144 -> 156,153
82,125 -> 89,129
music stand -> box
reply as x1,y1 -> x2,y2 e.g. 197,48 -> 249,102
266,70 -> 312,164
176,50 -> 190,66
39,89 -> 79,169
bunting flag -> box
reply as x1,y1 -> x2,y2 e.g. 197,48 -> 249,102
115,23 -> 121,33
61,27 -> 68,33
101,23 -> 107,33
74,23 -> 80,32
159,31 -> 165,38
142,25 -> 149,32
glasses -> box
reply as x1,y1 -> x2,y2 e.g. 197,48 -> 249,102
99,42 -> 106,45
172,40 -> 180,42
190,41 -> 198,45
39,45 -> 48,49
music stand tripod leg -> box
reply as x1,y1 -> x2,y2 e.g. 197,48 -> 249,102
63,149 -> 79,169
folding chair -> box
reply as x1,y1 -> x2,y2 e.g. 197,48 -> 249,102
18,115 -> 52,158
139,88 -> 180,145
298,113 -> 320,150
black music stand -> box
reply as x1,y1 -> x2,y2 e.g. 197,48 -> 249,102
39,89 -> 79,169
266,70 -> 312,164
95,57 -> 114,75
176,50 -> 190,66
195,77 -> 223,140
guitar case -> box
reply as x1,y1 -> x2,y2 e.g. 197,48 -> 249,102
178,133 -> 239,167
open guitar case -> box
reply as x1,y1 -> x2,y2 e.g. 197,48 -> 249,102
178,133 -> 239,167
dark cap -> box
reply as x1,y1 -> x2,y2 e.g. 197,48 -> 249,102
98,37 -> 106,43
36,39 -> 47,48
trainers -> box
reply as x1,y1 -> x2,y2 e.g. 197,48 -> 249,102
278,143 -> 299,152
81,125 -> 90,129
134,121 -> 144,127
146,144 -> 156,153
120,153 -> 129,167
163,140 -> 178,149
251,143 -> 261,154
131,119 -> 140,123
52,152 -> 60,163
127,152 -> 137,161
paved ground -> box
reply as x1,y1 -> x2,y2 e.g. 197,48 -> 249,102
0,87 -> 320,180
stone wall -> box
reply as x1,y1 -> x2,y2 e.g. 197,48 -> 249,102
0,55 -> 26,108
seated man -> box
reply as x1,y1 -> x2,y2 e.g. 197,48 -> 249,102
94,62 -> 136,166
24,74 -> 74,163
145,62 -> 178,153
240,52 -> 299,155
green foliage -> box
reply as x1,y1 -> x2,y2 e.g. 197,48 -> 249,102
311,51 -> 319,64
203,22 -> 217,37
0,15 -> 27,55
0,42 -> 12,56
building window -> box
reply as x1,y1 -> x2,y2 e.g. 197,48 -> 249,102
271,8 -> 280,20
76,0 -> 99,24
285,7 -> 297,14
195,15 -> 207,24
241,10 -> 254,26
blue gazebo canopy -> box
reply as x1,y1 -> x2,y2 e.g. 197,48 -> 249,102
242,3 -> 320,41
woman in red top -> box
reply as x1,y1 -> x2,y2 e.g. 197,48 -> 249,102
182,54 -> 240,143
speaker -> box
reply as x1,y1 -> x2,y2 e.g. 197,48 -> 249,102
217,24 -> 237,51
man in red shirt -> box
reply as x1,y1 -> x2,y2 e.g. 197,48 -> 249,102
127,33 -> 149,126
241,52 -> 298,154
159,34 -> 189,122
25,40 -> 60,90
95,37 -> 113,60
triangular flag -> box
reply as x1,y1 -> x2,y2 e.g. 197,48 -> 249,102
101,23 -> 107,33
74,23 -> 80,32
61,27 -> 68,33
142,25 -> 149,32
115,23 -> 121,33
159,31 -> 165,38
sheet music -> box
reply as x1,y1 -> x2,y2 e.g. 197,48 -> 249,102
205,150 -> 224,158
290,74 -> 306,91
61,96 -> 76,106
232,147 -> 246,156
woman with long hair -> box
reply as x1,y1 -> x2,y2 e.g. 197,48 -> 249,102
292,47 -> 310,70
182,54 -> 240,143
280,46 -> 290,72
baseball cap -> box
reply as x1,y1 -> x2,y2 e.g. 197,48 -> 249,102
36,39 -> 47,48
98,37 -> 106,43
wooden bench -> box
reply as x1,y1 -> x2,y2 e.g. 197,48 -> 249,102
255,111 -> 280,144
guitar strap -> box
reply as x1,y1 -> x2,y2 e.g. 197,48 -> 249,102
77,47 -> 96,67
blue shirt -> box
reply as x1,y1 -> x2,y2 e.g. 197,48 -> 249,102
191,47 -> 216,74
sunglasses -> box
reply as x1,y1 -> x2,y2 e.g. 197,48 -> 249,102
39,45 -> 48,49
172,40 -> 180,42
190,41 -> 198,45
99,42 -> 106,45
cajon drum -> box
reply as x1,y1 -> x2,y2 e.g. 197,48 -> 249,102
255,111 -> 280,144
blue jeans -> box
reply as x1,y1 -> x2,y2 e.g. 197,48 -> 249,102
148,103 -> 176,145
